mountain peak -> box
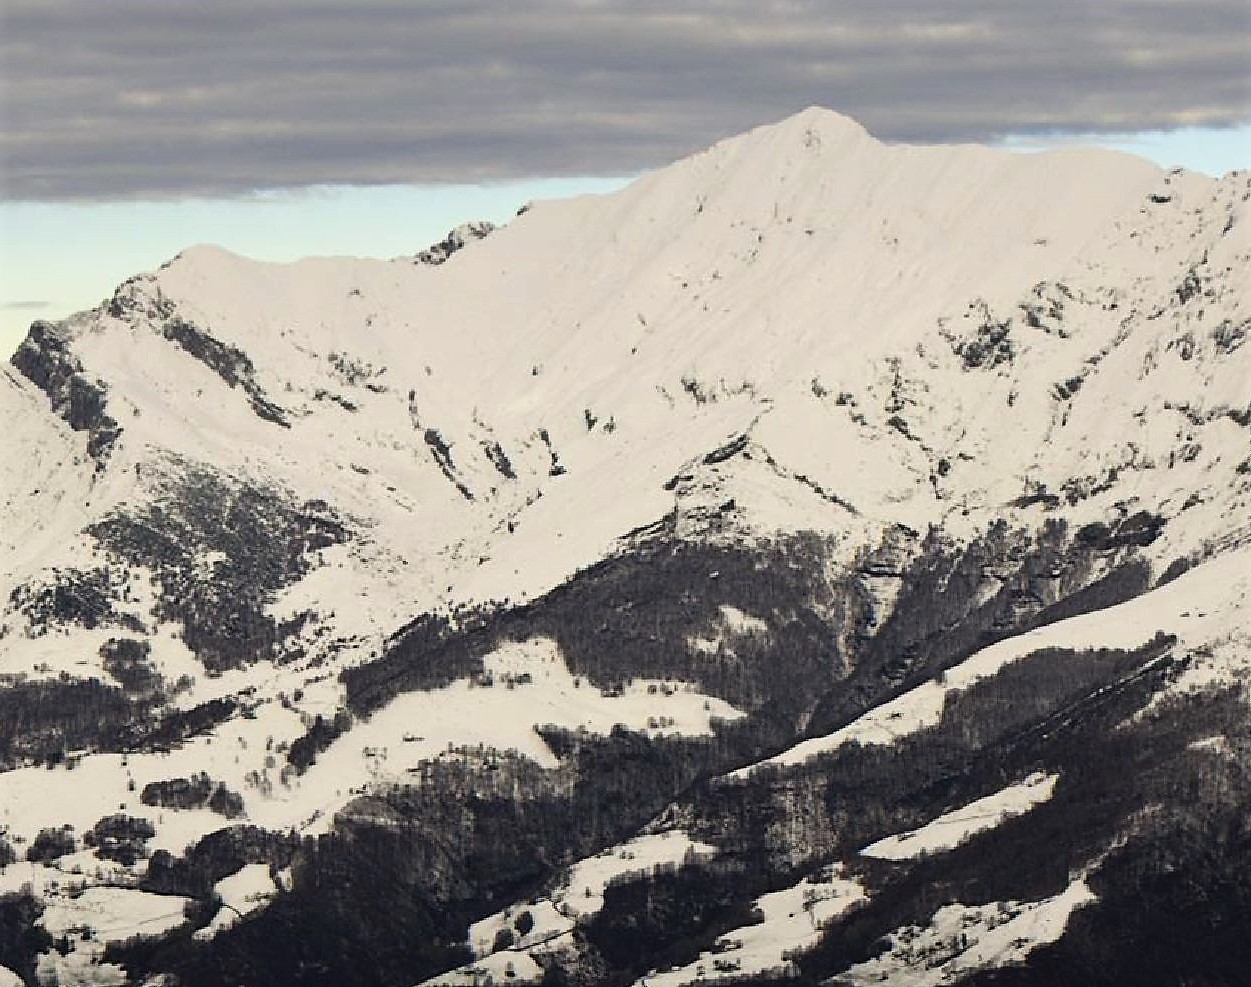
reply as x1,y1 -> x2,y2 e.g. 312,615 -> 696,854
738,104 -> 874,155
2,95 -> 1249,987
785,104 -> 872,136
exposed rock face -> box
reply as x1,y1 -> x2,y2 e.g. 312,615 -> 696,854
410,220 -> 496,266
159,316 -> 290,427
11,320 -> 122,467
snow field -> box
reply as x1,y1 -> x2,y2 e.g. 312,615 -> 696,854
860,773 -> 1058,860
195,863 -> 281,940
635,865 -> 867,987
422,949 -> 545,987
838,877 -> 1095,986
0,634 -> 741,865
301,636 -> 743,808
35,885 -> 191,987
0,108 -> 1247,985
426,831 -> 718,986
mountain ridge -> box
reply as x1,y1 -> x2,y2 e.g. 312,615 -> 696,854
1,107 -> 1249,986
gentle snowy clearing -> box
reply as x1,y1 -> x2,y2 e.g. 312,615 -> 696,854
860,773 -> 1058,861
838,878 -> 1095,986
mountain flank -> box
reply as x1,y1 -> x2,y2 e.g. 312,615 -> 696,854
1,107 -> 1249,986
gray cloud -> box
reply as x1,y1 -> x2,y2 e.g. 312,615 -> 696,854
1,300 -> 50,310
2,0 -> 1248,200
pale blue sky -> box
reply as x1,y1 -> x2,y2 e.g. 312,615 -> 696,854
997,124 -> 1251,177
3,124 -> 1247,358
0,177 -> 632,357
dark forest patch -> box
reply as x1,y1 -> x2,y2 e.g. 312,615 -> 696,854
90,463 -> 348,671
8,566 -> 144,637
343,533 -> 862,743
808,518 -> 1156,738
0,675 -> 142,769
141,773 -> 245,818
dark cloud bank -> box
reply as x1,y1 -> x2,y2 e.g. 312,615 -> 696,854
3,0 -> 1248,200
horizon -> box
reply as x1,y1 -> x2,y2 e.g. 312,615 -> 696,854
3,114 -> 1248,360
3,0 -> 1249,357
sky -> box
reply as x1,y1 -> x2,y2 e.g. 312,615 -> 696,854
2,0 -> 1249,357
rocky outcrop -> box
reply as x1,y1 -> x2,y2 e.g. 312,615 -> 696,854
11,321 -> 123,468
160,315 -> 290,427
410,221 -> 496,266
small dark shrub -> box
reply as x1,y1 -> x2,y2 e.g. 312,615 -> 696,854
27,827 -> 76,863
84,814 -> 155,866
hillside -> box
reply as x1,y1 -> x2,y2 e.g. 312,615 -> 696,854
0,107 -> 1249,986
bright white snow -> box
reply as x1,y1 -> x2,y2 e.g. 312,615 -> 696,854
838,877 -> 1095,986
428,831 -> 718,986
635,865 -> 867,987
860,773 -> 1058,860
195,863 -> 280,940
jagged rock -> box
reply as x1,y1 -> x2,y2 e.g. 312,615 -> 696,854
410,221 -> 496,266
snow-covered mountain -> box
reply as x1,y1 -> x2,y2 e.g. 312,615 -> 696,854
1,107 -> 1249,986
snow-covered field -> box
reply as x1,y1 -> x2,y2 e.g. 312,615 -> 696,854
838,878 -> 1095,986
860,773 -> 1058,860
425,831 -> 719,986
36,884 -> 191,987
0,636 -> 741,859
195,863 -> 282,940
635,866 -> 867,987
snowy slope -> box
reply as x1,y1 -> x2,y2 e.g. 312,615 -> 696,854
860,773 -> 1058,861
730,547 -> 1251,778
1,107 -> 1249,984
9,107 -> 1248,623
